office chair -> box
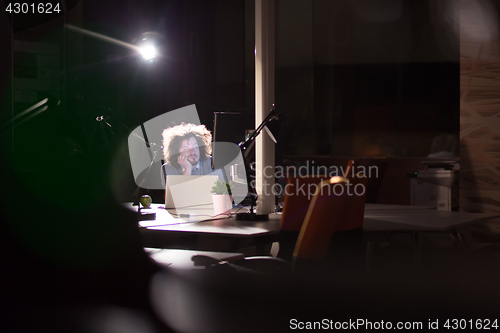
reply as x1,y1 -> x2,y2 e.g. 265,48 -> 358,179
279,159 -> 355,230
293,174 -> 368,273
277,175 -> 331,261
209,175 -> 330,275
277,159 -> 357,261
230,174 -> 367,275
345,158 -> 355,177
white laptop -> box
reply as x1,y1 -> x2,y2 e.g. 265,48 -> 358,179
165,175 -> 218,210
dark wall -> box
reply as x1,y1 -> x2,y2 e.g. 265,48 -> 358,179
275,0 -> 460,158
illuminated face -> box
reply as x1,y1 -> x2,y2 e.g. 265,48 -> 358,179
179,136 -> 200,165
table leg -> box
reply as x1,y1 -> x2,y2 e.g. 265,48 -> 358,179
255,239 -> 272,256
413,232 -> 422,273
365,241 -> 374,273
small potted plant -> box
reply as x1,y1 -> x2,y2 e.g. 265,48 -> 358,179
211,180 -> 234,215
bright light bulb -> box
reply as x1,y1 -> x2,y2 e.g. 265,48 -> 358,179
140,44 -> 156,60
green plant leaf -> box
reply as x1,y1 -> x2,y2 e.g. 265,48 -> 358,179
211,180 -> 234,195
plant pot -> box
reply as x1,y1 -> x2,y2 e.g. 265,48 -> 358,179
212,194 -> 233,215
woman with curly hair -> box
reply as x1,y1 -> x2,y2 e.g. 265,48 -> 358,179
160,123 -> 223,185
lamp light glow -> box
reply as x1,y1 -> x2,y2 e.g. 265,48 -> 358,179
330,176 -> 349,184
140,44 -> 157,60
65,25 -> 163,62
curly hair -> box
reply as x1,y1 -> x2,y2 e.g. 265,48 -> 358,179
162,123 -> 212,168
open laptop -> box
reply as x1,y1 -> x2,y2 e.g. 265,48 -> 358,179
165,175 -> 218,211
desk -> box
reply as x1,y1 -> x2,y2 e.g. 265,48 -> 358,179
363,203 -> 499,235
145,248 -> 244,270
131,203 -> 499,260
130,204 -> 281,255
363,204 -> 500,271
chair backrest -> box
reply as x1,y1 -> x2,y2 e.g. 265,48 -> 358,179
293,174 -> 368,260
344,159 -> 355,178
280,175 -> 330,232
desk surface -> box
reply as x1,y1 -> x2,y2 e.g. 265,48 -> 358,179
126,203 -> 281,237
127,203 -> 500,236
364,204 -> 500,232
145,248 -> 244,269
146,216 -> 281,237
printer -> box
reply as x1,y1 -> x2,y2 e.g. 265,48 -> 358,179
410,160 -> 459,211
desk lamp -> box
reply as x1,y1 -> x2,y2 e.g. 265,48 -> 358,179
235,105 -> 279,221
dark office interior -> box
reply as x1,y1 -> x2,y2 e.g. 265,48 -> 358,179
1,1 -> 500,332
